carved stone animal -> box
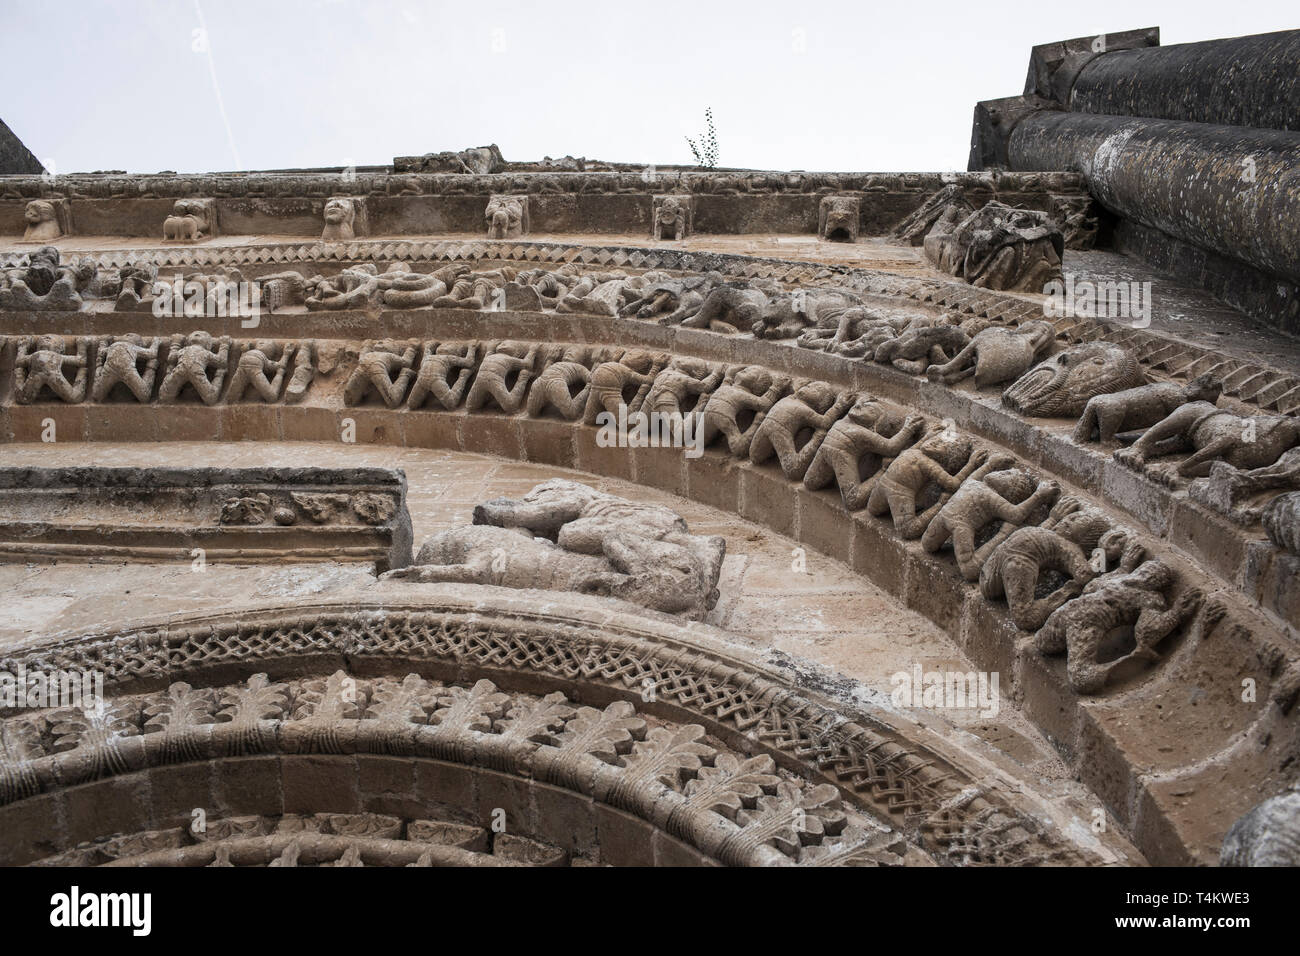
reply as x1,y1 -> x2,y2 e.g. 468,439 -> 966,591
1116,404 -> 1300,483
926,321 -> 1056,388
485,195 -> 527,239
874,324 -> 970,375
1073,375 -> 1222,444
819,195 -> 860,243
1002,341 -> 1146,418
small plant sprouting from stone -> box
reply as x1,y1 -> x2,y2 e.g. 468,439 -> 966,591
686,108 -> 719,168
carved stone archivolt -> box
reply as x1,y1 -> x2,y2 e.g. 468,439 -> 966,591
0,595 -> 1100,866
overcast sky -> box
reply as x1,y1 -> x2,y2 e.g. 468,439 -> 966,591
3,1 -> 1294,175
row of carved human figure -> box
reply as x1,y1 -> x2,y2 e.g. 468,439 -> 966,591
10,327 -> 1300,544
5,333 -> 316,406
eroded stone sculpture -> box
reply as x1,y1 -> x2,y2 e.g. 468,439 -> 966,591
344,339 -> 418,408
653,195 -> 692,241
22,200 -> 64,242
866,430 -> 990,538
526,346 -> 592,420
13,335 -> 90,404
227,340 -> 296,403
921,467 -> 1059,580
321,197 -> 359,241
381,479 -> 726,619
1221,790 -> 1300,866
1003,341 -> 1146,418
1035,557 -> 1204,694
819,195 -> 860,243
750,381 -> 855,481
464,341 -> 537,414
805,399 -> 927,512
486,195 -> 528,240
1116,405 -> 1300,484
92,334 -> 162,403
1073,375 -> 1222,444
698,367 -> 790,457
408,342 -> 478,411
158,332 -> 231,404
924,201 -> 1063,292
162,199 -> 216,242
926,321 -> 1056,388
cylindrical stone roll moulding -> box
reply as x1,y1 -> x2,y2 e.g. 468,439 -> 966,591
1008,112 -> 1300,287
1067,30 -> 1300,131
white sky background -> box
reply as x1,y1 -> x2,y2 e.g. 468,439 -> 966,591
3,0 -> 1295,175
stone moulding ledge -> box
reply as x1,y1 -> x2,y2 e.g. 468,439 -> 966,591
0,590 -> 1101,867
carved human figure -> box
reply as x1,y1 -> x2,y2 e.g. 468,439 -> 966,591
865,430 -> 991,537
697,366 -> 791,458
0,246 -> 88,311
525,345 -> 592,420
752,289 -> 866,341
1073,375 -> 1222,444
925,321 -> 1056,388
555,271 -> 632,316
653,196 -> 691,241
91,334 -> 162,403
921,468 -> 1060,580
115,261 -> 159,310
485,195 -> 528,239
226,340 -> 295,403
620,273 -> 719,322
13,335 -> 90,404
980,496 -> 1142,631
582,350 -> 665,425
158,332 -> 232,404
873,324 -> 970,375
321,198 -> 357,241
285,340 -> 316,403
668,282 -> 770,334
306,265 -> 381,310
464,341 -> 538,414
1035,558 -> 1204,695
1115,404 -> 1300,483
343,339 -> 419,408
644,357 -> 725,419
407,341 -> 479,411
433,267 -> 518,310
1189,448 -> 1300,524
749,381 -> 855,480
804,398 -> 928,512
22,200 -> 62,242
382,479 -> 726,619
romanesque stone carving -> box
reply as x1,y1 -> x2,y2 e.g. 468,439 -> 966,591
1072,375 -> 1222,444
434,266 -> 517,310
525,345 -> 592,420
114,261 -> 159,311
891,184 -> 974,246
0,246 -> 90,311
1002,341 -> 1146,418
344,339 -> 418,408
751,288 -> 866,341
226,340 -> 296,403
554,271 -> 634,316
407,341 -> 479,411
698,367 -> 791,458
158,332 -> 231,404
22,199 -> 65,242
805,399 -> 927,512
1261,491 -> 1300,557
1035,557 -> 1204,694
921,467 -> 1060,580
485,194 -> 528,239
382,479 -> 726,619
980,496 -> 1140,631
867,431 -> 991,538
464,341 -> 538,414
395,144 -> 505,174
582,350 -> 665,425
924,201 -> 1063,292
1221,790 -> 1300,866
306,265 -> 380,310
1115,405 -> 1300,484
1048,193 -> 1099,250
380,264 -> 465,309
1189,449 -> 1300,524
162,198 -> 216,242
665,281 -> 771,334
12,335 -> 90,404
644,357 -> 724,418
321,197 -> 360,241
749,381 -> 855,481
819,195 -> 860,243
926,320 -> 1055,388
620,273 -> 719,322
91,334 -> 162,403
873,323 -> 970,375
653,195 -> 692,241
